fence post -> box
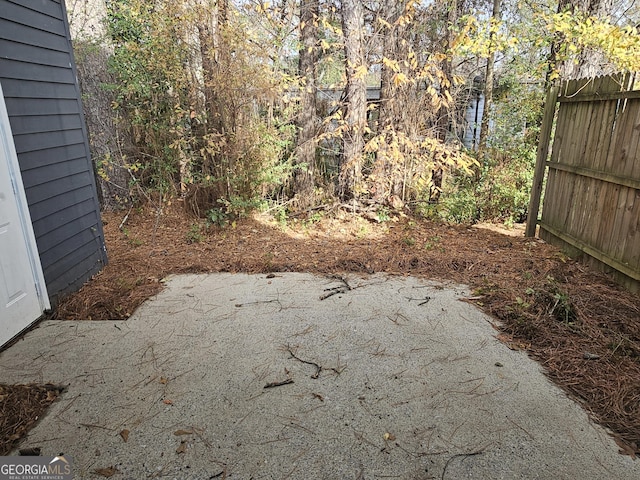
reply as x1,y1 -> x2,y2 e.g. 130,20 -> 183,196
525,85 -> 560,237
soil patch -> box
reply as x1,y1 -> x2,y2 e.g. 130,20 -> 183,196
4,202 -> 640,458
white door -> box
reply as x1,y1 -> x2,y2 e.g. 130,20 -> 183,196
0,82 -> 49,347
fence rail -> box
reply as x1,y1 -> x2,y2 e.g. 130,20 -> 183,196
527,74 -> 640,292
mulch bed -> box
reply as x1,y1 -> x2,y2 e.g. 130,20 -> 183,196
0,384 -> 65,455
2,201 -> 639,458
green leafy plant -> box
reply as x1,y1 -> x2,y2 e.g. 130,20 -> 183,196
206,208 -> 229,229
403,236 -> 416,247
376,206 -> 391,223
186,223 -> 205,244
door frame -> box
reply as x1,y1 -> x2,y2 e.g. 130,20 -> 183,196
0,81 -> 50,314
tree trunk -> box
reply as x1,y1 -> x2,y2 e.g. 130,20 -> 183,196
196,0 -> 224,135
195,0 -> 230,195
373,0 -> 408,203
378,1 -> 405,132
435,0 -> 456,143
292,0 -> 319,206
553,0 -> 615,80
75,42 -> 131,210
477,0 -> 501,159
339,0 -> 367,201
430,0 -> 458,203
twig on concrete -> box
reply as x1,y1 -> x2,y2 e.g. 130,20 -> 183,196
394,441 -> 429,458
234,299 -> 282,311
506,416 -> 535,440
264,379 -> 294,389
192,426 -> 212,449
320,276 -> 352,300
333,353 -> 347,375
291,325 -> 314,337
387,310 -> 410,325
319,288 -> 348,300
286,345 -> 322,378
441,445 -> 488,480
406,296 -> 432,306
282,465 -> 299,480
285,345 -> 346,378
255,435 -> 291,445
79,423 -> 115,431
352,428 -> 378,449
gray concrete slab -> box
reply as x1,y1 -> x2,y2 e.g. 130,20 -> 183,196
1,273 -> 637,479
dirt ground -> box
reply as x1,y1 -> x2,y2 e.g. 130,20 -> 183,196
2,201 -> 639,459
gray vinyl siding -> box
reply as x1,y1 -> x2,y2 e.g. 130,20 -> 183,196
0,0 -> 107,304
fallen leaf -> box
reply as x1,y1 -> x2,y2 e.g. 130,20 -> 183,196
93,466 -> 119,477
497,333 -> 530,351
176,441 -> 187,454
159,377 -> 168,384
383,432 -> 396,441
120,429 -> 129,442
174,429 -> 193,436
163,399 -> 173,405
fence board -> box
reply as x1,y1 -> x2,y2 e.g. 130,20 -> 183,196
583,78 -> 606,168
526,86 -> 559,237
533,74 -> 640,291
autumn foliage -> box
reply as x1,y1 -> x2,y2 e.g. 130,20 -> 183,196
73,0 -> 640,223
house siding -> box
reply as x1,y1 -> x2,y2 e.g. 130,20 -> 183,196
0,0 -> 107,304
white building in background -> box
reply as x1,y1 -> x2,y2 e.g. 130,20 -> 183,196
65,0 -> 107,39
462,76 -> 485,151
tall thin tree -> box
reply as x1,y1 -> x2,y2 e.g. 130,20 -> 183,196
293,0 -> 319,206
430,0 -> 458,203
372,0 -> 409,203
339,0 -> 367,201
478,0 -> 501,158
553,0 -> 615,80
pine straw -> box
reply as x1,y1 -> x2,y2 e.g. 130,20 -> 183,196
41,202 -> 640,457
0,384 -> 65,455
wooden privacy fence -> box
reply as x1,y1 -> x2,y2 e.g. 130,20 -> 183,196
527,73 -> 640,292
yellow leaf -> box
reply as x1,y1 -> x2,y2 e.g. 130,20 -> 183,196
377,18 -> 391,29
393,72 -> 408,86
354,65 -> 368,80
383,57 -> 400,73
